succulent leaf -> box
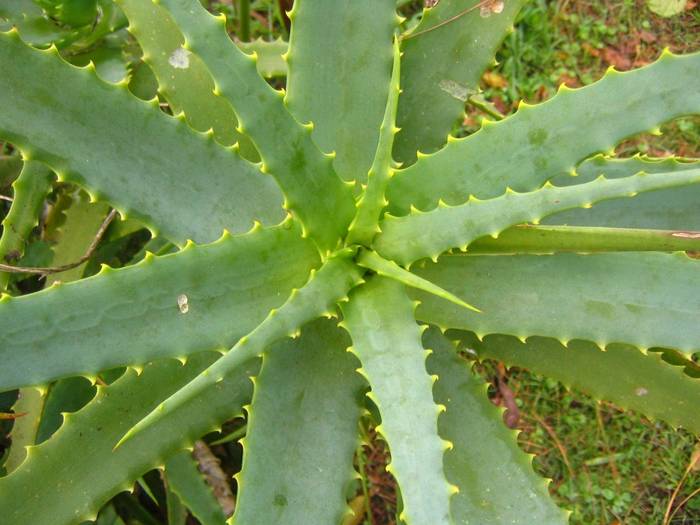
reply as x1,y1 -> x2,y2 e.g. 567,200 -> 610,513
0,224 -> 319,390
156,0 -> 356,251
0,160 -> 52,290
118,250 -> 364,446
457,331 -> 700,435
413,252 -> 700,355
165,451 -> 227,525
388,51 -> 700,214
341,277 -> 454,525
544,155 -> 700,229
285,0 -> 398,184
375,168 -> 700,265
426,329 -> 569,525
394,0 -> 526,164
0,29 -> 284,243
232,319 -> 365,525
0,352 -> 257,525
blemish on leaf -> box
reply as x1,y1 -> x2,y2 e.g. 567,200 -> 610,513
177,294 -> 189,314
528,128 -> 548,146
480,0 -> 505,17
273,494 -> 288,507
635,387 -> 649,397
168,47 -> 191,69
670,231 -> 700,239
439,79 -> 473,101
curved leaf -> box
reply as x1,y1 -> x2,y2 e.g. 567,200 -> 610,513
456,331 -> 700,435
376,168 -> 700,265
0,28 -> 284,244
388,51 -> 700,214
0,224 -> 319,390
426,329 -> 569,525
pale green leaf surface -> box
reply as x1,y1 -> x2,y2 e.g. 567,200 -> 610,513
375,168 -> 700,265
157,0 -> 355,250
0,29 -> 284,244
0,224 -> 319,390
0,160 -> 52,290
413,252 -> 700,355
232,319 -> 364,525
468,224 -> 700,254
456,331 -> 700,435
238,38 -> 288,78
544,155 -> 700,229
348,37 -> 401,245
356,249 -> 479,312
647,0 -> 687,17
388,51 -> 700,213
341,277 -> 453,525
119,251 -> 363,446
394,0 -> 526,164
165,451 -> 227,525
116,0 -> 253,152
3,387 -> 44,473
426,329 -> 568,524
285,0 -> 398,184
0,352 -> 258,525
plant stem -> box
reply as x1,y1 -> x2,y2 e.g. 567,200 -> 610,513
238,0 -> 251,41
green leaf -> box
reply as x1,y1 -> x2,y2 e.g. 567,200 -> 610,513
467,224 -> 700,254
456,331 -> 700,435
166,481 -> 188,525
233,319 -> 364,525
356,248 -> 480,312
285,0 -> 398,184
0,352 -> 257,525
426,329 -> 569,525
115,0 -> 253,153
412,252 -> 700,355
544,155 -> 700,230
165,451 -> 227,525
0,160 -> 52,290
119,250 -> 364,447
394,0 -> 526,164
388,51 -> 700,214
347,37 -> 401,245
0,224 -> 319,390
238,38 -> 288,78
647,0 -> 687,17
3,386 -> 44,473
375,168 -> 700,265
0,28 -> 284,244
157,0 -> 356,251
341,277 -> 454,525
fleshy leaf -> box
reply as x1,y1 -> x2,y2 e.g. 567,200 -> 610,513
341,276 -> 454,525
375,168 -> 700,265
426,329 -> 569,524
456,331 -> 700,435
394,0 -> 526,164
413,252 -> 700,355
544,155 -> 700,229
388,51 -> 700,214
118,250 -> 364,447
285,0 -> 398,184
157,0 -> 355,251
0,352 -> 257,525
232,319 -> 364,525
0,224 -> 319,390
0,28 -> 284,243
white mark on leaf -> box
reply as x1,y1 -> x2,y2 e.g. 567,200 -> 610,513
439,79 -> 473,101
177,294 -> 189,314
169,47 -> 191,69
635,387 -> 649,397
480,0 -> 505,17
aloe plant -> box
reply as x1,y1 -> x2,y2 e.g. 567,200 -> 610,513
0,1 -> 699,524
